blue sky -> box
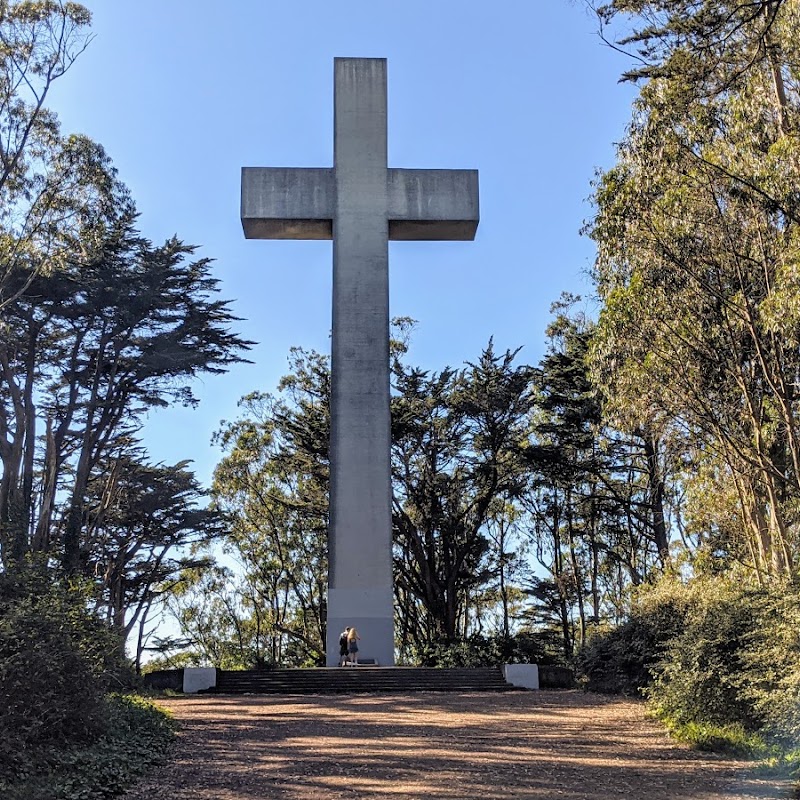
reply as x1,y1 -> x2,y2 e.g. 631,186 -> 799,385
48,0 -> 637,488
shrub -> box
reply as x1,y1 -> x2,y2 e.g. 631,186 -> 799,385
647,585 -> 766,730
577,580 -> 690,695
414,632 -> 560,668
737,590 -> 800,747
0,694 -> 176,800
576,573 -> 800,789
0,568 -> 132,781
415,635 -> 500,667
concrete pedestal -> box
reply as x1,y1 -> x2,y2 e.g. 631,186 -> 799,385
326,587 -> 394,666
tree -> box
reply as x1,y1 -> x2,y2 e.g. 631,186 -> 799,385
83,453 -> 223,669
523,300 -> 603,654
0,203 -> 251,574
211,348 -> 330,666
594,0 -> 793,133
0,140 -> 133,568
208,331 -> 538,665
587,0 -> 800,581
166,565 -> 280,670
391,341 -> 536,650
0,1 -> 95,310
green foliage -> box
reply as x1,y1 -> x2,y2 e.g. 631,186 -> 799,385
210,348 -> 329,665
750,591 -> 800,747
0,694 -> 175,800
647,582 -> 770,731
415,635 -> 502,668
0,568 -> 133,779
0,568 -> 172,800
577,580 -> 690,694
658,718 -> 775,759
587,0 -> 800,581
414,632 -> 556,668
581,574 -> 800,776
392,341 -> 536,646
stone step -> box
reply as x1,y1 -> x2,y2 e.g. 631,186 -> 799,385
211,666 -> 517,694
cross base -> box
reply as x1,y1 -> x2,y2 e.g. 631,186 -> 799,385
325,587 -> 394,667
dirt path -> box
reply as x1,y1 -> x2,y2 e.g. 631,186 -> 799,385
122,691 -> 792,800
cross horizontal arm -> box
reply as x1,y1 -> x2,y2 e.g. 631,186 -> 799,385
241,166 -> 479,242
241,167 -> 334,240
388,168 -> 479,241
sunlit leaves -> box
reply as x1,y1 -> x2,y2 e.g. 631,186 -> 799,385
587,0 -> 800,579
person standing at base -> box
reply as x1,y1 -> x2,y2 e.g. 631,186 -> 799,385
347,626 -> 361,665
338,627 -> 350,667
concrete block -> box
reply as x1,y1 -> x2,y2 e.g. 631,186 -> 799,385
183,667 -> 217,694
388,168 -> 479,240
503,663 -> 540,690
241,167 -> 334,239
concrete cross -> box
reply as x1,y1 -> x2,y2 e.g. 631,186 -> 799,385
241,58 -> 479,667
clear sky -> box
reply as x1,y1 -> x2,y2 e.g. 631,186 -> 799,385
46,0 -> 637,488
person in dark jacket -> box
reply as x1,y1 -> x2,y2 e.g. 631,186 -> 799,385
338,627 -> 350,666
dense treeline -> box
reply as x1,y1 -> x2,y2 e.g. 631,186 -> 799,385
0,2 -> 249,665
581,0 -> 800,763
165,309 -> 673,669
0,4 -> 246,796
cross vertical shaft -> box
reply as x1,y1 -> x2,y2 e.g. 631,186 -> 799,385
327,58 -> 394,665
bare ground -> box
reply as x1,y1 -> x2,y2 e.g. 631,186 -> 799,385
122,691 -> 793,800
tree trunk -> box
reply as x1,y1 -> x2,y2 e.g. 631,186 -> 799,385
643,433 -> 669,564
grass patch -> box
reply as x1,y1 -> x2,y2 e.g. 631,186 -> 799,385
0,694 -> 176,800
652,707 -> 800,795
650,703 -> 775,758
664,718 -> 774,758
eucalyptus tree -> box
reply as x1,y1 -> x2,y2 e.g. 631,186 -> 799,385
0,1 -> 95,310
587,0 -> 800,581
166,564 -> 280,670
211,348 -> 330,665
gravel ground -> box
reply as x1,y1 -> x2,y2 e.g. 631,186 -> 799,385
122,691 -> 793,800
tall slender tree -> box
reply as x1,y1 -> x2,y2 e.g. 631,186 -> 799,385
0,2 -> 95,310
587,0 -> 800,581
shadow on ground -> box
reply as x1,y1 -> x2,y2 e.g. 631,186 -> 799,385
121,691 -> 793,800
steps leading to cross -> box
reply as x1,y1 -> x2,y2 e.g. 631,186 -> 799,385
208,666 -> 517,694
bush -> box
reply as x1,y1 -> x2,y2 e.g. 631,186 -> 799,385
415,635 -> 498,667
577,581 -> 690,695
0,694 -> 176,800
581,575 -> 800,761
647,582 -> 769,731
0,568 -> 133,780
414,632 -> 560,668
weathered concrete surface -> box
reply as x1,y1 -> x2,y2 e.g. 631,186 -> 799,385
182,667 -> 216,694
327,57 -> 394,668
241,58 -> 480,667
503,663 -> 540,690
388,168 -> 479,240
241,167 -> 334,239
